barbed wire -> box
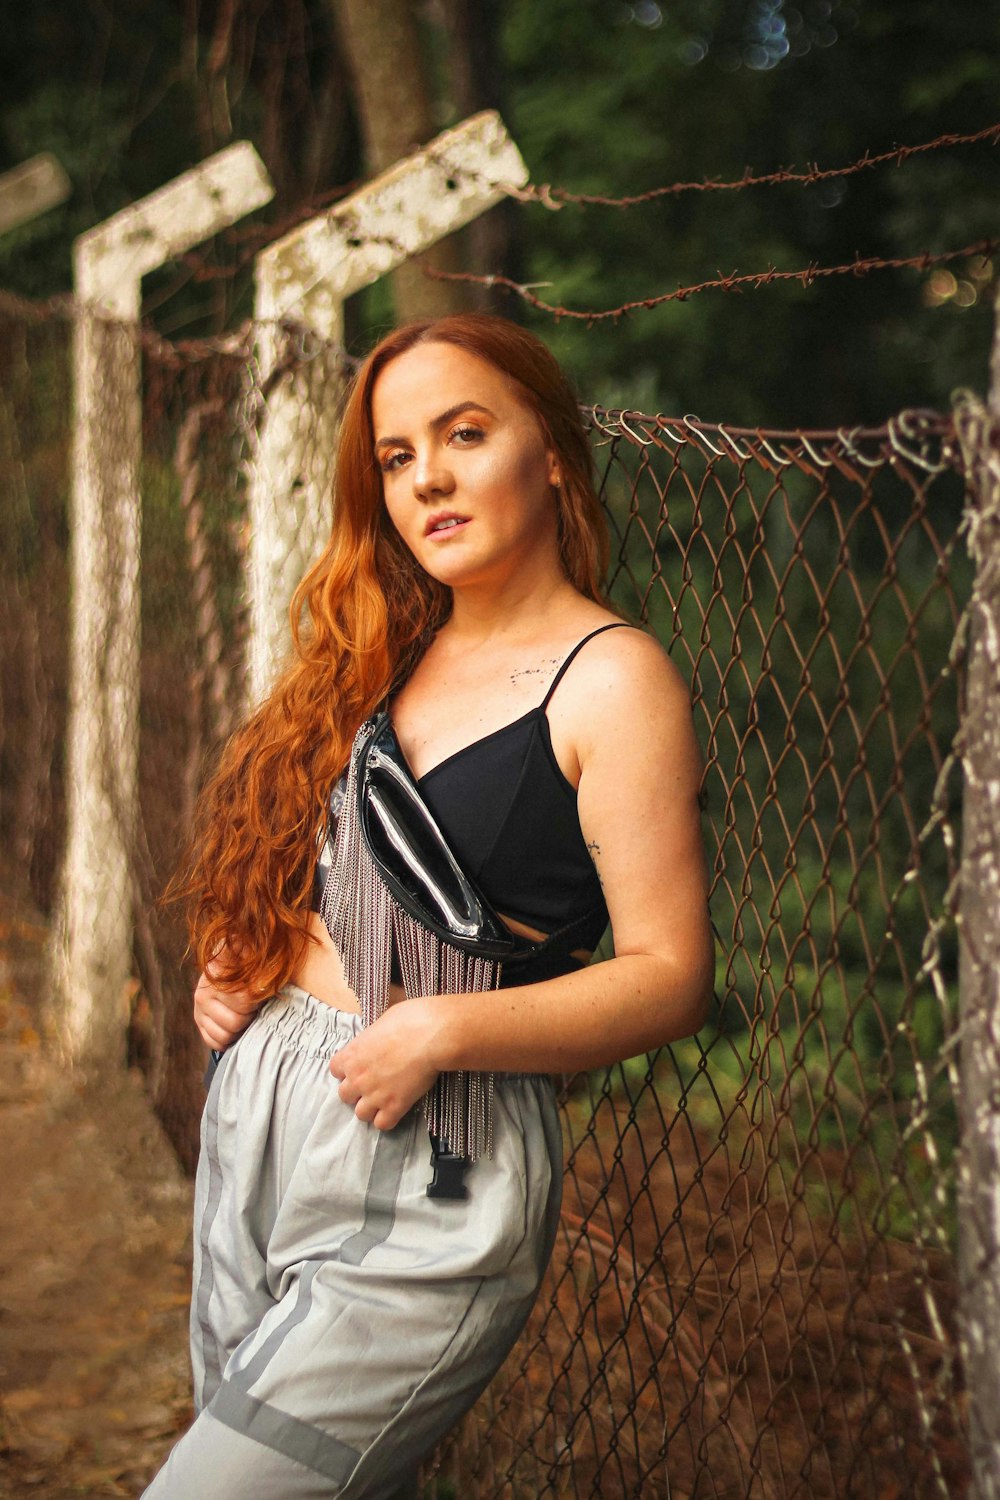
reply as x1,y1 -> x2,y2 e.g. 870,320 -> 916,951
506,121 -> 1000,210
426,237 -> 996,324
125,120 -> 1000,297
3,235 -> 992,353
4,116 -> 994,341
132,119 -> 1000,313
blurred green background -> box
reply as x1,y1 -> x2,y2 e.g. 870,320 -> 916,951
1,0 -> 997,422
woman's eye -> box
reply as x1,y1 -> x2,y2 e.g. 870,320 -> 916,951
379,450 -> 409,473
451,424 -> 484,445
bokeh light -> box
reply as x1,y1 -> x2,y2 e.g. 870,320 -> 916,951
923,259 -> 992,309
665,0 -> 859,70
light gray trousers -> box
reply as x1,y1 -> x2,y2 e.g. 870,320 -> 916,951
142,985 -> 563,1500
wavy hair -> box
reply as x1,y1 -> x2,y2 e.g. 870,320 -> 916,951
176,313 -> 610,994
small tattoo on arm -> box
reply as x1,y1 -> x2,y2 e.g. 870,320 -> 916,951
586,840 -> 604,887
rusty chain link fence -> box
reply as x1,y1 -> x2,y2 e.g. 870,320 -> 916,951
425,407 -> 971,1498
0,294 -> 978,1495
0,297 -> 253,1159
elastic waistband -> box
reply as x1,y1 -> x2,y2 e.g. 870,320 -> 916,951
254,983 -> 363,1058
254,984 -> 554,1094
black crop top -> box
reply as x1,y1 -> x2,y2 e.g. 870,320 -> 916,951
313,622 -> 633,985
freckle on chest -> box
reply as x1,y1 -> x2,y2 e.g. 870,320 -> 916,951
508,657 -> 562,689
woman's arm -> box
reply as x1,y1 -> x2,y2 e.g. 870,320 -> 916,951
331,630 -> 715,1130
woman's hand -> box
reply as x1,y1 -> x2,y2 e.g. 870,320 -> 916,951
193,970 -> 261,1051
329,1000 -> 442,1131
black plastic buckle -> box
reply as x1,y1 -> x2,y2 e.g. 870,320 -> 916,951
426,1134 -> 471,1200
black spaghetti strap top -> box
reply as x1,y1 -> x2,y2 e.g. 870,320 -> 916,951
314,622 -> 633,985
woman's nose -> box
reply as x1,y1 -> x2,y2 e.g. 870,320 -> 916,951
411,447 -> 454,499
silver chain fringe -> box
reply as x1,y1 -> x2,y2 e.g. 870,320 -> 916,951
320,722 -> 498,1159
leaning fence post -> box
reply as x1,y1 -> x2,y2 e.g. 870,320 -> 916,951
0,153 -> 71,236
53,143 -> 273,1063
247,109 -> 528,702
956,284 -> 1000,1497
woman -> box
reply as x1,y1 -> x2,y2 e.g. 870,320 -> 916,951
144,314 -> 713,1500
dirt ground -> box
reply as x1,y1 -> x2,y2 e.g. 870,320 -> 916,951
0,885 -> 195,1499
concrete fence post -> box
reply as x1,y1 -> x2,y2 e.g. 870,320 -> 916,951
53,142 -> 273,1062
956,284 -> 1000,1497
0,153 -> 71,236
246,109 -> 528,702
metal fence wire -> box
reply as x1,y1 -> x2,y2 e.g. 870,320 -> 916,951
426,408 -> 970,1498
0,301 -> 971,1497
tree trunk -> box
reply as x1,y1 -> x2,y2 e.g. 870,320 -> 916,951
443,0 -> 524,315
330,0 -> 470,321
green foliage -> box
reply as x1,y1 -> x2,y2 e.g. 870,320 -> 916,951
0,0 -> 195,296
0,0 -> 340,331
3,0 -> 996,419
501,0 -> 1000,424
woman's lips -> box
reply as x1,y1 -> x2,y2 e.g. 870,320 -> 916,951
425,516 -> 471,540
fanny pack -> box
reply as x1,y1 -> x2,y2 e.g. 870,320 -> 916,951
320,710 -> 514,1161
320,709 -> 601,1160
355,710 -> 548,965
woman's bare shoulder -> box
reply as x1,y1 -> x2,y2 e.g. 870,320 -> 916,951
563,621 -> 690,706
555,621 -> 698,770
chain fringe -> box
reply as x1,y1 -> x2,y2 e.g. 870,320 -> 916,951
320,722 -> 498,1159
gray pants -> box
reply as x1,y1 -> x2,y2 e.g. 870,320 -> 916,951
143,985 -> 563,1500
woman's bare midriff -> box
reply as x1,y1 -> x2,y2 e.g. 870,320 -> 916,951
290,914 -> 370,1015
290,912 -> 592,1011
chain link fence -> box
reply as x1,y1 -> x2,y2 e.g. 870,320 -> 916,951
424,407 -> 970,1497
0,297 -> 974,1494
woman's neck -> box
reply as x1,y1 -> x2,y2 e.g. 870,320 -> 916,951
444,572 -> 582,648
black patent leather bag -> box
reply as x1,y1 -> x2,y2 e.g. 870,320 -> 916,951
356,710 -> 529,962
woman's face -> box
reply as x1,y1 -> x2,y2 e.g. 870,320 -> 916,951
371,341 -> 562,590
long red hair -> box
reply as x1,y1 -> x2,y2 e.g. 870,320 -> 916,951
177,313 -> 610,994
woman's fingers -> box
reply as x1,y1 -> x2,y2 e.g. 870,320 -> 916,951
194,997 -> 251,1043
337,1076 -> 361,1107
193,970 -> 259,1051
347,1091 -> 403,1130
333,1060 -> 405,1129
196,1016 -> 235,1049
197,1014 -> 239,1049
196,1002 -> 248,1050
327,1003 -> 440,1131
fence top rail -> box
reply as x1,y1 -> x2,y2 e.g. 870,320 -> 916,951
585,403 -> 958,474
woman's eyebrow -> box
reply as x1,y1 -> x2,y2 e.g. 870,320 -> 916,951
374,401 -> 494,450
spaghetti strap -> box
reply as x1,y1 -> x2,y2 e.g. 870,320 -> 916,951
540,622 -> 634,710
